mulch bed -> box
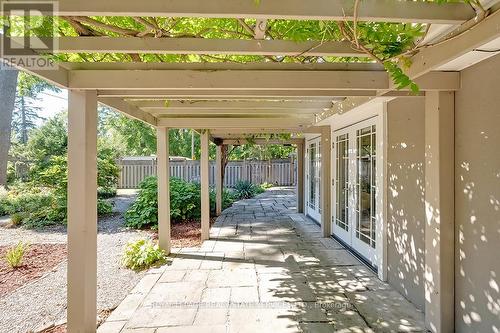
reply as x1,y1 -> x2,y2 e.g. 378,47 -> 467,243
0,243 -> 67,298
150,217 -> 217,248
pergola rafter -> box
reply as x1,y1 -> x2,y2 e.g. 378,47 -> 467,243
156,117 -> 313,128
0,0 -> 475,24
23,37 -> 366,57
95,90 -> 377,99
125,100 -> 335,110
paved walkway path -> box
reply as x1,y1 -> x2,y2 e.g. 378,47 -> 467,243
99,188 -> 425,333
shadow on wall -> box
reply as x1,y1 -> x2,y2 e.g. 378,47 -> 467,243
386,98 -> 426,311
455,154 -> 500,333
454,53 -> 500,333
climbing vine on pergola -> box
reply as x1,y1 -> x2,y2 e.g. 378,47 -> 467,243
2,0 -> 489,92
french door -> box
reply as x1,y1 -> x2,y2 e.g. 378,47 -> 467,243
332,118 -> 378,266
306,138 -> 321,222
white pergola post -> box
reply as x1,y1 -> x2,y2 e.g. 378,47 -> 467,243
320,126 -> 332,237
296,140 -> 305,213
157,127 -> 171,253
215,144 -> 223,216
424,91 -> 455,333
67,90 -> 98,333
200,130 -> 210,240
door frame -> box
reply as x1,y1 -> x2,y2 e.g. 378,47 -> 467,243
329,101 -> 387,281
305,136 -> 321,223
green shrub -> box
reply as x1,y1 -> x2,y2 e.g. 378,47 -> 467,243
97,146 -> 120,191
0,188 -> 52,216
125,176 -> 235,229
122,238 -> 166,271
255,186 -> 265,195
10,212 -> 24,226
98,187 -> 117,199
260,182 -> 274,190
98,199 -> 114,215
125,177 -> 202,229
124,177 -> 160,229
170,178 -> 202,220
5,241 -> 29,268
234,180 -> 262,200
0,185 -> 113,229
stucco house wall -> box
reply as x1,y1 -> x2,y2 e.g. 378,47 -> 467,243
454,54 -> 500,333
385,97 -> 426,311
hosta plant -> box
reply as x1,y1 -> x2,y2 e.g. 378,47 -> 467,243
122,238 -> 167,271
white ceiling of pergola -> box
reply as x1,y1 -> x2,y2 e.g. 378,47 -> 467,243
2,0 -> 499,140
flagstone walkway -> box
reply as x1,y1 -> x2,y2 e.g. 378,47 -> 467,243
98,187 -> 425,333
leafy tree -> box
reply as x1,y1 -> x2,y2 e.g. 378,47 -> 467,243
26,112 -> 67,167
101,110 -> 157,156
99,110 -> 219,159
229,144 -> 294,160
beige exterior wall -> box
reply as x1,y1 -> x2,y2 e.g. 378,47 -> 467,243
385,98 -> 426,310
454,54 -> 500,333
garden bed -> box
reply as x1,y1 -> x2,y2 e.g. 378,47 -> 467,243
0,243 -> 67,297
150,217 -> 217,248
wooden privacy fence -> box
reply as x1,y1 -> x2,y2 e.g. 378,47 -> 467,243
117,157 -> 296,189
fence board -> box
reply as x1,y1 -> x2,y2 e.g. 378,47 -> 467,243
117,158 -> 295,189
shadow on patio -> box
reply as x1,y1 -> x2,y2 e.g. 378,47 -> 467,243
98,187 -> 424,333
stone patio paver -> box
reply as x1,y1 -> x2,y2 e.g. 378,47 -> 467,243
99,187 -> 425,333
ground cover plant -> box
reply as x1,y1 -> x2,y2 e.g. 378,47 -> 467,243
121,238 -> 167,271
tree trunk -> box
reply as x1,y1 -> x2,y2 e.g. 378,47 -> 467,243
0,69 -> 19,187
220,144 -> 229,186
20,96 -> 28,144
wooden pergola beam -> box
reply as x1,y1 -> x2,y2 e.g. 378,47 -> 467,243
144,108 -> 325,115
98,98 -> 157,125
97,90 -> 374,98
156,117 -> 313,128
70,70 -> 459,91
156,113 -> 313,119
1,0 -> 475,24
70,70 -> 389,90
128,99 -> 333,110
0,38 -> 69,88
407,8 -> 500,79
42,37 -> 365,57
61,62 -> 384,71
222,138 -> 303,145
209,129 -> 304,136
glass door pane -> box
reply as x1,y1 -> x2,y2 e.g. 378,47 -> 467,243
335,134 -> 349,231
356,125 -> 376,248
308,142 -> 316,210
317,142 -> 321,214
